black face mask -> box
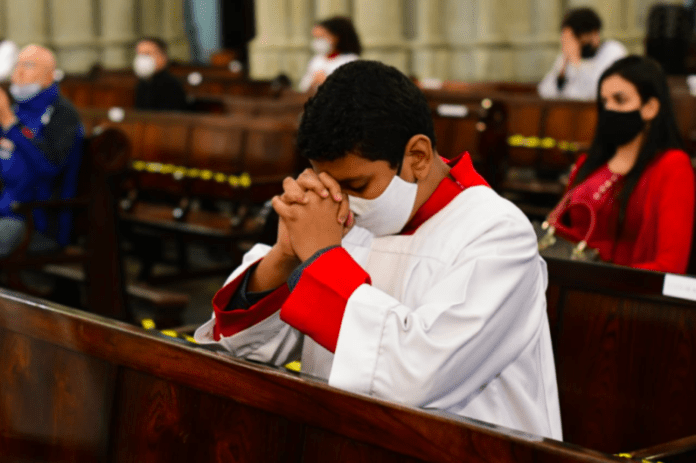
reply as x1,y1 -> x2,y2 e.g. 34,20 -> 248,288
581,43 -> 598,59
596,109 -> 645,147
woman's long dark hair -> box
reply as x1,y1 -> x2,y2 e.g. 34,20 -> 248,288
571,55 -> 684,229
319,17 -> 362,55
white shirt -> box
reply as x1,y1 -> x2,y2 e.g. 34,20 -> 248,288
0,40 -> 18,82
195,186 -> 563,440
298,53 -> 359,92
538,39 -> 628,101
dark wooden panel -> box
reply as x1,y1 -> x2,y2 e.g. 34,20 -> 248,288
301,427 -> 423,463
0,329 -> 116,463
546,258 -> 696,454
0,289 -> 621,463
110,368 -> 304,462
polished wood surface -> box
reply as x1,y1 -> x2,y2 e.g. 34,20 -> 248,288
546,257 -> 696,456
0,289 -> 624,463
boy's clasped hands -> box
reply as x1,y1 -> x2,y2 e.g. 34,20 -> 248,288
271,168 -> 354,262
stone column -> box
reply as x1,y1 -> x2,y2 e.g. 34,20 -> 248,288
411,0 -> 449,81
139,0 -> 164,37
100,0 -> 137,69
353,0 -> 408,72
49,0 -> 98,73
472,0 -> 513,81
6,0 -> 48,47
315,0 -> 351,18
162,0 -> 190,61
287,0 -> 314,83
248,0 -> 289,79
444,0 -> 478,81
527,0 -> 564,82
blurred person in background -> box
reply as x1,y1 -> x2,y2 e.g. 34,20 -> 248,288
538,7 -> 627,100
298,16 -> 362,93
133,37 -> 187,111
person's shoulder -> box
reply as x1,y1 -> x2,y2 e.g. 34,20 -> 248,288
653,149 -> 692,171
600,40 -> 628,57
52,94 -> 82,126
334,53 -> 359,64
438,186 -> 533,239
154,69 -> 184,87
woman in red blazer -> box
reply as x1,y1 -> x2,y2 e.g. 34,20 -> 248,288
558,55 -> 694,274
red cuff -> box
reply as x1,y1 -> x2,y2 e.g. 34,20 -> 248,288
280,247 -> 371,353
212,262 -> 291,340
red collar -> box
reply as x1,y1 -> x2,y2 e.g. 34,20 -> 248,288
400,153 -> 489,235
327,52 -> 340,59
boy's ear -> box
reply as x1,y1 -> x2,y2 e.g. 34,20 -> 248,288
403,134 -> 434,181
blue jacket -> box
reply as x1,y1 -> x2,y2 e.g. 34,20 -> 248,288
0,83 -> 84,246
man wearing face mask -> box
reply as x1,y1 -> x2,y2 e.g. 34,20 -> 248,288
133,37 -> 188,111
538,7 -> 627,101
0,45 -> 83,257
195,61 -> 563,440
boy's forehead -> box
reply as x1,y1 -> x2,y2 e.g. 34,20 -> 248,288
310,153 -> 391,181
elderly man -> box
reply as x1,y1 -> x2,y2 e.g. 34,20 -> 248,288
133,37 -> 187,111
0,44 -> 84,257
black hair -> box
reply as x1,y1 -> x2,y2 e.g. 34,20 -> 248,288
138,36 -> 169,56
318,16 -> 362,55
562,8 -> 602,37
297,60 -> 436,167
572,55 -> 684,233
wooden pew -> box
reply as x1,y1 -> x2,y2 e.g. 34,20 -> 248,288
60,68 -> 279,110
77,108 -> 301,281
427,96 -> 508,188
0,288 -> 636,463
0,126 -> 190,326
422,89 -> 595,216
546,257 -> 696,456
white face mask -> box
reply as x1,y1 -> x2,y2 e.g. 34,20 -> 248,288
311,38 -> 333,56
9,82 -> 43,102
133,54 -> 157,79
348,173 -> 418,237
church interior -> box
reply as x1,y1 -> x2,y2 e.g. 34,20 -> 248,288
1,0 -> 696,461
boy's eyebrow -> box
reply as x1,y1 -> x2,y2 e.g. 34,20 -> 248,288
336,175 -> 368,186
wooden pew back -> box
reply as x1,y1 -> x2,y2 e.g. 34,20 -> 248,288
0,289 -> 625,462
78,109 -> 300,205
546,258 -> 696,455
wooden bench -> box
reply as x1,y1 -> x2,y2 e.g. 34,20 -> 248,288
60,68 -> 280,110
77,108 -> 302,281
546,257 -> 696,457
0,126 -> 191,326
0,288 -> 672,463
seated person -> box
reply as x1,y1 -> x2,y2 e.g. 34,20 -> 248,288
298,16 -> 361,93
0,45 -> 84,257
551,56 -> 694,274
196,61 -> 563,439
133,37 -> 187,111
0,38 -> 18,82
538,7 -> 627,100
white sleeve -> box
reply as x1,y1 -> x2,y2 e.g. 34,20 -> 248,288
329,213 -> 548,410
298,55 -> 323,92
193,243 -> 304,367
537,54 -> 565,99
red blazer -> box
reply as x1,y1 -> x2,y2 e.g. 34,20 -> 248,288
564,149 -> 694,274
